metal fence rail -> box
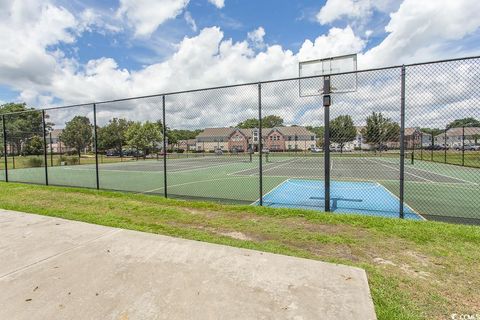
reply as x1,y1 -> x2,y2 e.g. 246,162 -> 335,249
1,56 -> 479,225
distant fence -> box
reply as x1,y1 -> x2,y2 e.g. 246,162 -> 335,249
1,56 -> 479,225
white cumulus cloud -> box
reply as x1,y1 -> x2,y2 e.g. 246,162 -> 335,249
208,0 -> 225,9
0,0 -> 479,130
362,0 -> 480,67
117,0 -> 190,38
247,27 -> 266,49
316,0 -> 399,26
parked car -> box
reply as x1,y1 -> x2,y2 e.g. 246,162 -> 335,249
330,145 -> 353,152
105,150 -> 121,157
468,145 -> 480,151
424,145 -> 444,151
457,144 -> 480,151
377,145 -> 388,152
311,147 -> 322,153
230,147 -> 244,153
214,149 -> 223,155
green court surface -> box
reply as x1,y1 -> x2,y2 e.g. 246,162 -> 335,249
1,154 -> 479,224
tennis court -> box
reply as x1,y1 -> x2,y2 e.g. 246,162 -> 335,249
5,153 -> 479,222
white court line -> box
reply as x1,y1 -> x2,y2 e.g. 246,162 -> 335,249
365,158 -> 435,183
250,178 -> 292,206
379,183 -> 426,221
140,176 -> 254,194
62,161 -> 239,174
404,161 -> 479,186
261,158 -> 300,175
228,158 -> 299,177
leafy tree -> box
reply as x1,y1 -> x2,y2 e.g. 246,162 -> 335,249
125,121 -> 162,158
446,117 -> 480,129
169,129 -> 202,141
237,115 -> 284,128
60,116 -> 93,158
97,118 -> 132,153
0,103 -> 52,155
306,126 -> 324,147
421,128 -> 443,136
363,112 -> 400,150
168,129 -> 202,149
262,115 -> 284,128
237,118 -> 259,129
330,115 -> 356,153
473,134 -> 480,145
24,135 -> 44,155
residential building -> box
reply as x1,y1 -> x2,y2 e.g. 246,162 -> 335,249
195,127 -> 316,152
46,129 -> 72,153
177,139 -> 197,151
434,127 -> 480,148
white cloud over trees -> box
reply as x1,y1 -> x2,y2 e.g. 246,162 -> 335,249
0,0 -> 478,130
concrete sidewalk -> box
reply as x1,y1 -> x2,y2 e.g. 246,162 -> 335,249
0,209 -> 376,320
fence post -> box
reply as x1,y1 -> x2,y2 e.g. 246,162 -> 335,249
41,110 -> 49,186
93,104 -> 100,190
49,132 -> 53,167
323,76 -> 331,212
420,132 -> 423,160
162,95 -> 168,198
2,115 -> 8,182
444,129 -> 447,163
411,133 -> 415,163
431,132 -> 434,161
399,65 -> 406,219
258,83 -> 263,206
462,126 -> 465,166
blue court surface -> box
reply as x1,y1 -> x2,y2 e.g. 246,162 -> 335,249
259,179 -> 423,220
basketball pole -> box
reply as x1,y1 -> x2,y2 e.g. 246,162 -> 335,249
323,76 -> 331,212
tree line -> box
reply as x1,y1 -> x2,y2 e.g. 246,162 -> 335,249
0,103 -> 200,158
1,102 -> 479,157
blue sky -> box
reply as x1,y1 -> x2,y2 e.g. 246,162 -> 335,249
56,0 -> 393,72
0,0 -> 479,111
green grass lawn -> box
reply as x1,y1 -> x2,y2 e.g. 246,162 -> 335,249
0,154 -> 134,169
414,150 -> 480,168
0,182 -> 478,320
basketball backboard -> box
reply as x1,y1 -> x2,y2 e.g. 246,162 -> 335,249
299,54 -> 358,97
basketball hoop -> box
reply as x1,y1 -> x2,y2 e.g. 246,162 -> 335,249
299,53 -> 358,97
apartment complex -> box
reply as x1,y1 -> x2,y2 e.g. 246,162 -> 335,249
195,127 -> 316,152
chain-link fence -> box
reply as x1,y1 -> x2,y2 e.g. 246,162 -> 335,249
1,56 -> 479,225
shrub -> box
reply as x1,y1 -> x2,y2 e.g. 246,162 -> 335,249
57,155 -> 80,166
68,156 -> 79,165
27,157 -> 44,167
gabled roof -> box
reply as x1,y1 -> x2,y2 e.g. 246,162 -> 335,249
404,127 -> 418,136
439,127 -> 480,137
355,126 -> 365,135
177,139 -> 197,145
274,126 -> 313,136
196,127 -> 237,138
197,126 -> 315,139
49,129 -> 63,139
